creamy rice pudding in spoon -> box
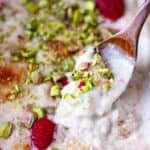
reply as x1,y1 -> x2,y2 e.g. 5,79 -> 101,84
0,0 -> 150,150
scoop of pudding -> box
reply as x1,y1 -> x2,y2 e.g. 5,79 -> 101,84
54,44 -> 134,146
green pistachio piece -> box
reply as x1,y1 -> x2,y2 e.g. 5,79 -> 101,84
0,122 -> 13,139
26,19 -> 38,31
50,85 -> 61,97
51,72 -> 65,83
83,33 -> 95,44
92,53 -> 101,66
0,16 -> 5,22
26,2 -> 39,13
9,84 -> 22,100
85,80 -> 93,90
81,80 -> 93,93
38,0 -> 48,8
13,84 -> 22,94
26,30 -> 35,39
25,72 -> 32,84
0,35 -> 5,43
0,52 -> 3,59
63,57 -> 75,72
86,1 -> 95,11
30,70 -> 41,84
28,59 -> 37,66
43,74 -> 52,82
73,10 -> 83,25
72,71 -> 82,81
98,68 -> 113,79
85,15 -> 94,24
81,86 -> 90,93
11,50 -> 21,61
21,48 -> 37,58
32,106 -> 45,119
63,93 -> 75,99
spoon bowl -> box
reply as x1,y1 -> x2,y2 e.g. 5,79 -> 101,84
95,0 -> 150,99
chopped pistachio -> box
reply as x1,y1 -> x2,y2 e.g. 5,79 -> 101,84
21,48 -> 37,58
85,1 -> 95,11
98,68 -> 113,79
32,106 -> 45,119
0,35 -> 5,43
28,57 -> 36,63
43,74 -> 52,82
0,15 -> 5,22
26,2 -> 39,13
51,72 -> 65,83
0,122 -> 13,139
85,80 -> 93,90
92,71 -> 101,85
80,80 -> 93,93
72,71 -> 81,80
11,50 -> 21,61
28,63 -> 37,71
82,71 -> 93,79
30,70 -> 41,84
92,53 -> 101,66
0,52 -> 3,59
63,57 -> 75,72
73,10 -> 83,25
13,84 -> 22,94
26,18 -> 38,31
25,72 -> 32,84
85,15 -> 94,24
81,86 -> 90,93
63,93 -> 75,99
50,85 -> 61,97
38,0 -> 48,8
83,34 -> 95,45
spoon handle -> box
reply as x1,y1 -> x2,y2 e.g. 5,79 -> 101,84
125,0 -> 150,39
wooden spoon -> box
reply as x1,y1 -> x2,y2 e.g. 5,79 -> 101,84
97,0 -> 150,60
95,0 -> 150,99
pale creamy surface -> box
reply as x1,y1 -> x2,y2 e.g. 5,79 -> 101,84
55,44 -> 135,149
0,0 -> 150,150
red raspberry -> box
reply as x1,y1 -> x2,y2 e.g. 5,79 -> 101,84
78,81 -> 85,88
31,118 -> 56,149
95,0 -> 125,21
0,1 -> 6,10
57,77 -> 68,88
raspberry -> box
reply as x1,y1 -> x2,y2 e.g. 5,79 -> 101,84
31,118 -> 56,149
95,0 -> 125,21
57,77 -> 68,88
0,2 -> 6,10
78,81 -> 85,88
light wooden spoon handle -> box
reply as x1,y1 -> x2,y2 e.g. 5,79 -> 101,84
124,0 -> 150,40
96,0 -> 150,59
